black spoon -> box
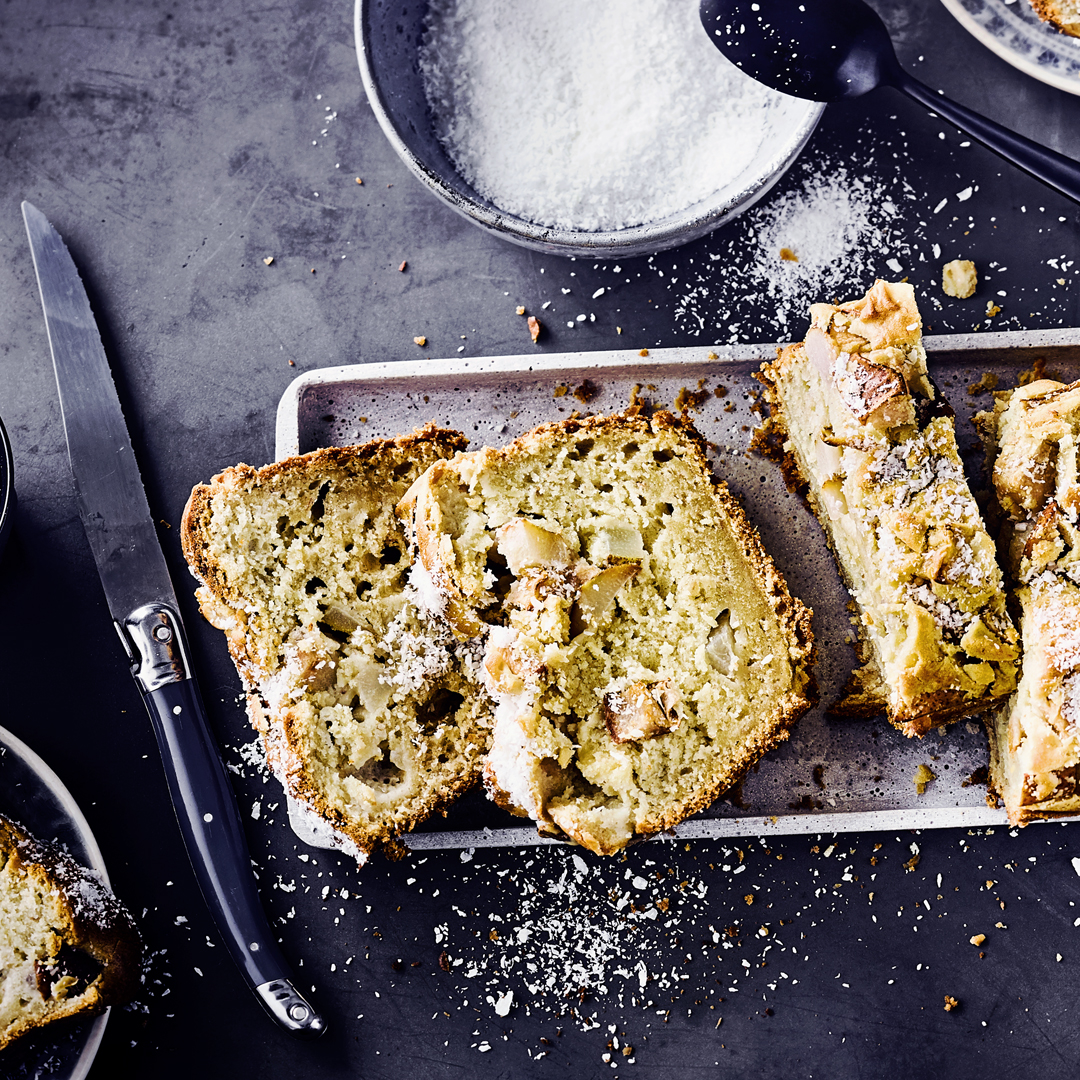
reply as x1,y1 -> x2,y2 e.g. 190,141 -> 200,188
700,0 -> 1080,205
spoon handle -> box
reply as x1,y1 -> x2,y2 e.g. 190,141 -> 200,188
894,70 -> 1080,206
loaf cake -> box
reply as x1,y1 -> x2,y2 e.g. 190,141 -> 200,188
399,410 -> 815,855
0,813 -> 141,1050
181,426 -> 492,864
1029,0 -> 1079,37
978,379 -> 1080,825
757,280 -> 1019,737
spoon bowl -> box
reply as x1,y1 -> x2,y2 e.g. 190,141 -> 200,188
700,0 -> 1080,205
700,0 -> 896,101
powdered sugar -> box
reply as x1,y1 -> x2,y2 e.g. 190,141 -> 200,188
419,0 -> 786,231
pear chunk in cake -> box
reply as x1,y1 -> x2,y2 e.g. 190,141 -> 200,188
399,411 -> 815,855
757,280 -> 1018,736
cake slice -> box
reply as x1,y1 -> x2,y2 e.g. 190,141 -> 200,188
181,426 -> 491,864
0,814 -> 141,1050
1030,0 -> 1080,37
757,280 -> 1018,736
979,379 -> 1080,824
399,411 -> 815,855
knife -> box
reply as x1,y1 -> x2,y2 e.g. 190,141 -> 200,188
21,201 -> 326,1040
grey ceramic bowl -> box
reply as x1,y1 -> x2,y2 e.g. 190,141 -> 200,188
354,0 -> 825,259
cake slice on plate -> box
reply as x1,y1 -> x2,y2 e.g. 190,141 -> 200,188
757,280 -> 1018,736
1030,0 -> 1079,37
181,425 -> 492,864
979,379 -> 1080,825
0,814 -> 141,1050
399,410 -> 815,855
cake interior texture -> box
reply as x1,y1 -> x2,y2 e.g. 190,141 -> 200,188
757,280 -> 1018,737
181,426 -> 491,863
402,411 -> 815,855
0,814 -> 141,1050
979,379 -> 1080,824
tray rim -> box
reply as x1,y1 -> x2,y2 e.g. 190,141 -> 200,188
275,326 -> 1080,457
273,326 -> 1080,846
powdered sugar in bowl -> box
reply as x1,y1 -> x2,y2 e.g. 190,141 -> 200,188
356,0 -> 824,258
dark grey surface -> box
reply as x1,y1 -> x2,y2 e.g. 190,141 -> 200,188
1,1 -> 1080,1077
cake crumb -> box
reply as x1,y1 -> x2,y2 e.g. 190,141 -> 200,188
639,348 -> 649,357
944,995 -> 959,1012
573,379 -> 599,403
985,300 -> 1001,318
969,934 -> 986,946
779,247 -> 798,262
413,336 -> 427,346
1018,357 -> 1059,385
399,260 -> 408,272
263,256 -> 274,266
355,177 -> 363,184
942,259 -> 977,298
516,305 -> 526,315
967,372 -> 998,395
913,764 -> 936,794
553,384 -> 569,398
528,315 -> 542,342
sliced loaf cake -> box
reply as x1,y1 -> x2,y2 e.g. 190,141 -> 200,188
399,411 -> 815,855
978,379 -> 1080,824
0,814 -> 141,1050
757,280 -> 1019,736
181,425 -> 491,863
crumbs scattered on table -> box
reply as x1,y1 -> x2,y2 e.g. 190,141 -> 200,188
985,300 -> 1001,318
516,305 -> 526,315
528,315 -> 541,342
413,336 -> 427,347
944,995 -> 959,1012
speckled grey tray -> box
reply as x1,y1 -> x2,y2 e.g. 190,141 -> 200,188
275,328 -> 1080,848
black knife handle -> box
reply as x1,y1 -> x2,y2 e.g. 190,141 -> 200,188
143,676 -> 327,1039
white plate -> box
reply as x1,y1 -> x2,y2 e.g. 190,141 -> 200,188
0,725 -> 110,1080
941,0 -> 1080,95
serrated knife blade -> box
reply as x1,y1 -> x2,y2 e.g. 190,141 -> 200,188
22,201 -> 325,1039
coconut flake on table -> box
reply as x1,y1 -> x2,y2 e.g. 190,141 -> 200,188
418,0 -> 788,232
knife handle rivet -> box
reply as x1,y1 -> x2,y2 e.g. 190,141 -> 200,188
289,1004 -> 310,1023
153,624 -> 173,643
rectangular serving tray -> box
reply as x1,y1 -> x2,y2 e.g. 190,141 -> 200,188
275,328 -> 1080,849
